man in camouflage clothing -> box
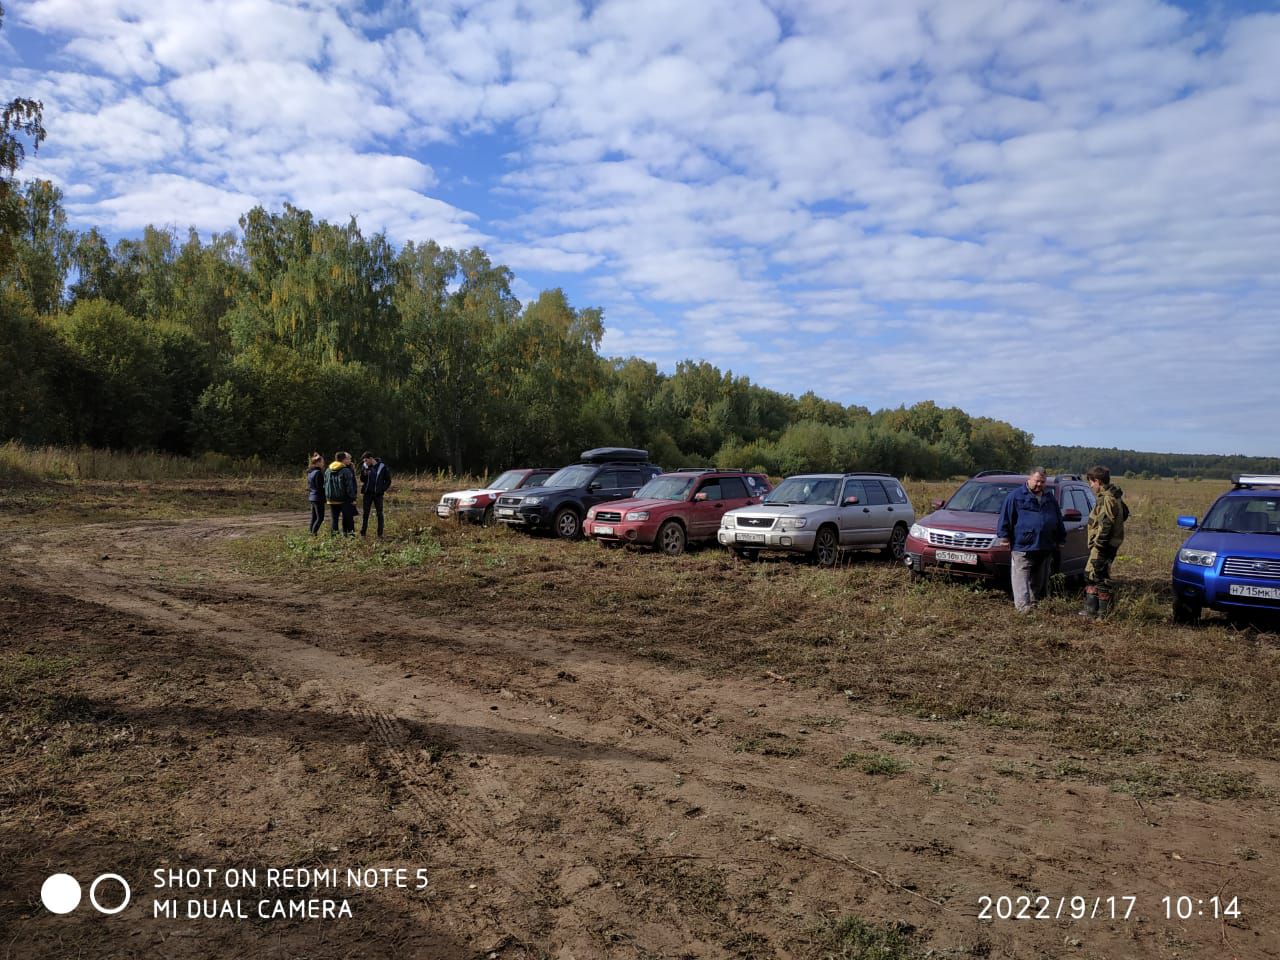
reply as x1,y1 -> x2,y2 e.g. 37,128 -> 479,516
1081,465 -> 1128,617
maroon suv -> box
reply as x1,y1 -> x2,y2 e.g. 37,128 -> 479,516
583,469 -> 771,555
904,471 -> 1095,583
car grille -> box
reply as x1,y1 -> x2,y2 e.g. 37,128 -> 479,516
737,516 -> 775,529
594,510 -> 623,523
442,496 -> 457,507
498,495 -> 522,507
1223,557 -> 1280,580
928,531 -> 996,549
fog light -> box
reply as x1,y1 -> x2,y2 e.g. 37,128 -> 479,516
626,529 -> 637,540
780,537 -> 792,546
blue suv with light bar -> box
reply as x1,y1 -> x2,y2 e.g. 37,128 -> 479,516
1172,474 -> 1280,623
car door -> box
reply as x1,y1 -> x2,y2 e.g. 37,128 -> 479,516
585,468 -> 622,510
1061,486 -> 1091,575
861,479 -> 893,546
689,479 -> 724,538
838,479 -> 871,545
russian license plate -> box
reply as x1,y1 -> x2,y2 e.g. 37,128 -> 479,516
595,525 -> 614,536
497,507 -> 515,517
1229,584 -> 1280,600
736,532 -> 766,544
936,550 -> 978,565
436,505 -> 452,518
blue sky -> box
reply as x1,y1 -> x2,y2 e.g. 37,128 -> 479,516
4,0 -> 1278,456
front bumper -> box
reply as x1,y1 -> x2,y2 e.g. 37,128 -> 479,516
1172,563 -> 1280,613
716,528 -> 816,552
494,506 -> 545,528
585,519 -> 659,545
904,535 -> 1010,580
436,503 -> 487,523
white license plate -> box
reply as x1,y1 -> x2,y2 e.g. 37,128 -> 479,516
497,508 -> 515,517
736,532 -> 766,544
1229,584 -> 1280,600
595,525 -> 614,536
436,505 -> 452,517
936,550 -> 978,565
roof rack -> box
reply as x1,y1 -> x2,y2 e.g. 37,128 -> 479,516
846,471 -> 892,477
1232,474 -> 1280,488
672,466 -> 747,474
1050,474 -> 1081,482
973,469 -> 1016,478
578,447 -> 650,464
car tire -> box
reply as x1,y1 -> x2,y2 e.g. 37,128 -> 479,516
481,504 -> 494,526
553,507 -> 582,540
1172,596 -> 1201,625
812,526 -> 839,568
732,547 -> 759,562
883,523 -> 908,561
657,520 -> 687,557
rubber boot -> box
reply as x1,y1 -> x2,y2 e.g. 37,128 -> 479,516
1078,586 -> 1099,618
1096,591 -> 1113,618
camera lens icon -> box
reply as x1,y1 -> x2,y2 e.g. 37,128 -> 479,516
41,873 -> 131,915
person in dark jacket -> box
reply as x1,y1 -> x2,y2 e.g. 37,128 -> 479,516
1081,465 -> 1128,618
997,467 -> 1067,613
325,452 -> 358,536
306,452 -> 326,535
359,451 -> 392,537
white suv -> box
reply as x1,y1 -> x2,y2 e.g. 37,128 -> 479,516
718,473 -> 915,566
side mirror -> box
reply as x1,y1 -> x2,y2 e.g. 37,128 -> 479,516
588,481 -> 602,491
930,498 -> 945,510
631,489 -> 640,496
1063,508 -> 1082,521
1177,515 -> 1198,528
694,491 -> 708,502
844,495 -> 859,506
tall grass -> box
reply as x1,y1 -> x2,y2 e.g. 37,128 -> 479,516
0,441 -> 292,482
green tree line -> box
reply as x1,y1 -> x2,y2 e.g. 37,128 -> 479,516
2,185 -> 1035,477
1035,446 -> 1280,481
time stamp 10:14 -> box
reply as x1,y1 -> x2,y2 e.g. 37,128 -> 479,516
978,894 -> 1242,921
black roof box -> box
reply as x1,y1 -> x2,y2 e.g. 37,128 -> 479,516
579,447 -> 650,463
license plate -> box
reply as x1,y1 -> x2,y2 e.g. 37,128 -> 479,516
595,525 -> 614,536
1229,584 -> 1280,600
936,550 -> 978,565
736,532 -> 765,544
497,508 -> 515,517
436,505 -> 452,518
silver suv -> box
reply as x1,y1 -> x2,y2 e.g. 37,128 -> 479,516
717,473 -> 915,566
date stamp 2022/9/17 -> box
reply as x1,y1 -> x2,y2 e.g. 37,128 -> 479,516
978,894 -> 1243,922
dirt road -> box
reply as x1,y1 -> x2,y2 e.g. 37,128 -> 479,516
3,512 -> 1276,958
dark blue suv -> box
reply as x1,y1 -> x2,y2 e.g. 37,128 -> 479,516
1172,475 -> 1280,623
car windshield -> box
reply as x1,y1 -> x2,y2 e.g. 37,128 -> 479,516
765,477 -> 839,506
542,465 -> 595,488
635,476 -> 696,501
1201,495 -> 1280,534
488,470 -> 524,491
946,481 -> 1022,513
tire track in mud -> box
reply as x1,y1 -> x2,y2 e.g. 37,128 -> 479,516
10,515 -> 1280,959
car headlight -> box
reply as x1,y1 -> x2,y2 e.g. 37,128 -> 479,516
721,515 -> 736,527
586,509 -> 597,520
459,497 -> 478,506
1178,548 -> 1217,567
523,496 -> 542,506
625,511 -> 649,521
910,523 -> 926,539
784,518 -> 808,529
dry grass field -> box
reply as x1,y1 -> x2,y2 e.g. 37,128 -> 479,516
2,472 -> 1277,959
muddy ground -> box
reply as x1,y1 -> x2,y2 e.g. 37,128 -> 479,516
1,501 -> 1276,959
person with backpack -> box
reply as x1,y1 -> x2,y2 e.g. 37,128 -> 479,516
324,451 -> 358,536
1080,465 -> 1129,618
359,451 -> 392,537
306,452 -> 326,535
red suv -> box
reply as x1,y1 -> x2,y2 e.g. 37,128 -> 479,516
903,471 -> 1094,583
583,469 -> 771,555
436,467 -> 557,524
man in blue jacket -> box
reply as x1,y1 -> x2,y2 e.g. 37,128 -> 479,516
359,451 -> 392,537
997,468 -> 1066,613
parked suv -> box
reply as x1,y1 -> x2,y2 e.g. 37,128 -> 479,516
903,471 -> 1093,583
584,468 -> 771,555
494,448 -> 663,540
436,467 -> 557,524
717,472 -> 915,565
1172,474 -> 1280,623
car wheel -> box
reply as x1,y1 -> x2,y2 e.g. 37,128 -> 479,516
732,547 -> 759,562
812,526 -> 839,567
883,523 -> 908,561
554,507 -> 582,540
1172,595 -> 1201,625
481,504 -> 494,526
657,520 -> 687,557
